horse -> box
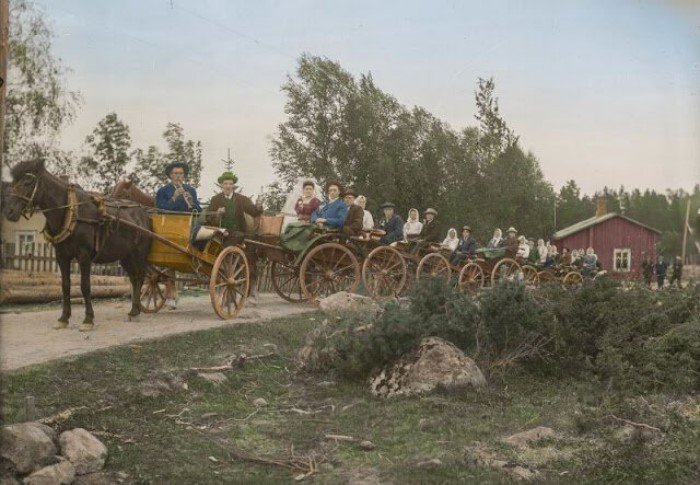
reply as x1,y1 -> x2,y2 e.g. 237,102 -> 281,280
2,159 -> 153,331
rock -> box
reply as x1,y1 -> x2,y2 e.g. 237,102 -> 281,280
358,440 -> 376,451
1,475 -> 21,485
197,372 -> 228,386
504,427 -> 555,450
615,424 -> 662,443
58,429 -> 107,475
23,460 -> 75,485
252,398 -> 268,408
488,459 -> 539,481
416,458 -> 442,470
73,472 -> 114,485
318,292 -> 381,314
0,422 -> 58,474
369,337 -> 486,398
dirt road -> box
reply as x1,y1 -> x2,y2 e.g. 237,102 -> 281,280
1,294 -> 314,371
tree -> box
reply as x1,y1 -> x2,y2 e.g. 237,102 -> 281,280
556,180 -> 594,229
259,181 -> 286,212
5,0 -> 81,168
78,113 -> 131,194
474,77 -> 517,166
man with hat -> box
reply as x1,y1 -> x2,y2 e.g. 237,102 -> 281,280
378,202 -> 404,245
501,227 -> 519,258
450,225 -> 478,266
408,207 -> 441,254
155,161 -> 202,212
311,180 -> 348,229
341,188 -> 364,237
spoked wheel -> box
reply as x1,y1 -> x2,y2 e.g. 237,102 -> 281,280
562,271 -> 583,288
458,262 -> 484,293
140,265 -> 167,313
521,265 -> 540,289
210,246 -> 250,320
362,246 -> 408,299
537,270 -> 556,286
299,243 -> 361,302
416,253 -> 452,283
270,261 -> 306,303
491,258 -> 522,286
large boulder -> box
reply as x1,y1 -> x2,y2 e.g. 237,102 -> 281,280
370,337 -> 486,398
23,460 -> 75,485
0,423 -> 57,474
58,430 -> 106,475
318,292 -> 381,314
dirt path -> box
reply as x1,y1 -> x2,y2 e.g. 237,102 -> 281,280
1,294 -> 314,371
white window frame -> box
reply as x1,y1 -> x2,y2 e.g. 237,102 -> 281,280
613,248 -> 631,272
15,230 -> 37,255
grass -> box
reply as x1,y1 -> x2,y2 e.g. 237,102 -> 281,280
2,312 -> 699,484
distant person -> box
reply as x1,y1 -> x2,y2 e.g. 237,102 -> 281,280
537,239 -> 548,264
654,256 -> 668,289
527,239 -> 538,265
294,180 -> 321,222
669,256 -> 683,288
378,202 -> 404,245
441,228 -> 459,252
341,188 -> 364,237
641,254 -> 654,288
560,247 -> 572,266
450,226 -> 477,266
582,247 -> 598,276
516,235 -> 530,260
403,208 -> 423,242
410,208 -> 441,254
355,195 -> 374,231
487,228 -> 503,249
311,181 -> 348,229
501,227 -> 519,258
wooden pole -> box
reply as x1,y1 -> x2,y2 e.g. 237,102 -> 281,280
681,198 -> 690,263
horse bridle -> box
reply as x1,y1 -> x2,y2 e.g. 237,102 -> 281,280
9,173 -> 40,220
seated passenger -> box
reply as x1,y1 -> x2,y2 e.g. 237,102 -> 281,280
403,208 -> 423,242
560,247 -> 572,266
537,239 -> 548,265
294,180 -> 321,222
527,239 -> 539,265
311,180 -> 348,230
516,235 -> 530,260
544,244 -> 559,267
409,208 -> 440,254
582,247 -> 598,275
378,202 -> 404,245
341,188 -> 364,237
355,195 -> 374,231
502,227 -> 519,257
441,228 -> 459,252
487,228 -> 503,248
450,225 -> 477,266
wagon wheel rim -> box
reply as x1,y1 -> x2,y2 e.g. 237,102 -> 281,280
521,265 -> 540,289
537,270 -> 555,285
300,243 -> 361,302
362,246 -> 407,299
140,265 -> 166,313
270,261 -> 307,303
562,271 -> 583,289
210,246 -> 249,319
416,253 -> 452,283
458,262 -> 484,292
491,258 -> 521,286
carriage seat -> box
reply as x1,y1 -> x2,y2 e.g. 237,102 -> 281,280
194,225 -> 228,242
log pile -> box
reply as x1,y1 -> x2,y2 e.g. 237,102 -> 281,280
0,270 -> 130,304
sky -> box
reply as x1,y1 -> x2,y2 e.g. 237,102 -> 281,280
39,0 -> 699,199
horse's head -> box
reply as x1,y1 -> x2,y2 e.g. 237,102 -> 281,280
3,159 -> 46,221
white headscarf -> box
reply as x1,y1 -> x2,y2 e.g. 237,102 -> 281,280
442,228 -> 459,251
281,177 -> 320,216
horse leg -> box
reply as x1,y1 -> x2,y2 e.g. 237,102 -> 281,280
78,257 -> 95,330
54,256 -> 72,329
122,258 -> 144,318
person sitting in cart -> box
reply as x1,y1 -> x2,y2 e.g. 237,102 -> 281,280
310,180 -> 348,230
450,225 -> 477,266
294,180 -> 321,222
527,239 -> 539,265
516,235 -> 530,261
155,161 -> 202,213
341,188 -> 364,237
377,202 -> 404,245
501,227 -> 519,258
487,228 -> 503,248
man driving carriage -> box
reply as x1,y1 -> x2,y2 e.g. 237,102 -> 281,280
450,225 -> 477,266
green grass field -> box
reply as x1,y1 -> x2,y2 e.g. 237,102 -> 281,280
2,312 -> 698,484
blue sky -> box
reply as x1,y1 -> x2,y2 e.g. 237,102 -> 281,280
41,0 -> 699,198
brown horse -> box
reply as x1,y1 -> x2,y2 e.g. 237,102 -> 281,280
3,160 -> 153,331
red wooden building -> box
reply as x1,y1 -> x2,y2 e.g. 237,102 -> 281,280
552,210 -> 660,277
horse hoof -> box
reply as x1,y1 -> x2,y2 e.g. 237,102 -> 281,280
53,321 -> 69,330
79,323 -> 94,332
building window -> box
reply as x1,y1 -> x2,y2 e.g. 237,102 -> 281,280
613,248 -> 631,272
15,231 -> 36,255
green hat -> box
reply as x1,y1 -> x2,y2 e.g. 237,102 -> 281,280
218,171 -> 238,184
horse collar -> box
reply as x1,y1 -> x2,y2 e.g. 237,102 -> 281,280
43,186 -> 79,245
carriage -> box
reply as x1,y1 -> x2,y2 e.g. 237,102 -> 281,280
536,264 -> 586,287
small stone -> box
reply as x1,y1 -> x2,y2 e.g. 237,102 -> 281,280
0,422 -> 57,474
504,427 -> 555,450
416,458 -> 442,470
252,398 -> 268,407
23,460 -> 75,485
59,429 -> 107,475
358,440 -> 376,451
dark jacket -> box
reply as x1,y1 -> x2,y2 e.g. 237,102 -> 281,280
419,219 -> 441,243
311,198 -> 348,229
502,236 -> 519,258
454,236 -> 477,255
342,204 -> 364,237
156,183 -> 202,212
380,214 -> 405,244
202,192 -> 262,232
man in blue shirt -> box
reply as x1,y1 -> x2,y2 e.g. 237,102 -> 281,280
155,161 -> 202,213
378,202 -> 404,245
311,180 -> 348,229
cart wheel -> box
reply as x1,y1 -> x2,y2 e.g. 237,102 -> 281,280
458,262 -> 484,292
270,261 -> 307,303
491,258 -> 521,286
140,265 -> 166,313
416,253 -> 452,283
537,270 -> 555,285
362,246 -> 407,299
562,271 -> 583,288
299,243 -> 361,302
521,265 -> 540,288
210,246 -> 250,320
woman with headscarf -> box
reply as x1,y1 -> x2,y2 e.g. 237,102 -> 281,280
537,239 -> 548,264
403,208 -> 423,242
294,180 -> 321,222
355,195 -> 374,231
516,235 -> 530,260
441,228 -> 459,252
487,228 -> 503,248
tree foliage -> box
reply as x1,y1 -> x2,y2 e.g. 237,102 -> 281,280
78,113 -> 131,194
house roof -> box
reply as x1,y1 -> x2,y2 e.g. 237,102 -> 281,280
552,212 -> 661,240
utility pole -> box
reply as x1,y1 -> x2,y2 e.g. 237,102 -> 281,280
681,197 -> 691,263
0,0 -> 8,169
